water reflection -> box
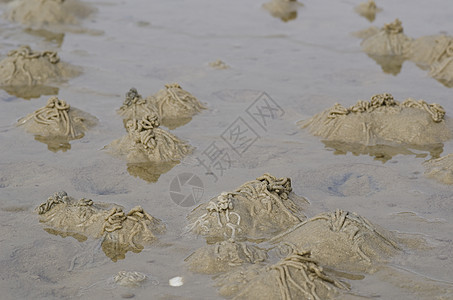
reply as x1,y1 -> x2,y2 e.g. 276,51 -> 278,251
43,227 -> 145,262
44,227 -> 88,242
366,53 -> 406,76
1,84 -> 59,100
262,0 -> 303,22
34,135 -> 72,152
101,236 -> 144,262
161,116 -> 193,130
357,20 -> 453,87
127,161 -> 179,183
323,140 -> 444,163
23,28 -> 65,47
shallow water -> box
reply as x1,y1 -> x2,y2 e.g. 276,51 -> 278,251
1,0 -> 453,299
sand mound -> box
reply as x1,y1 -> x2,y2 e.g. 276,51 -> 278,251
5,0 -> 94,29
215,248 -> 348,300
37,192 -> 165,261
186,173 -> 307,243
271,209 -> 401,273
0,45 -> 79,90
149,83 -> 206,129
262,0 -> 302,22
17,96 -> 97,139
357,20 -> 453,85
408,35 -> 450,68
300,93 -> 451,149
424,153 -> 453,185
17,96 -> 97,150
185,239 -> 267,274
354,0 -> 381,22
209,59 -> 229,69
357,19 -> 412,74
106,114 -> 192,164
361,19 -> 412,56
409,35 -> 453,87
113,271 -> 148,287
117,87 -> 159,126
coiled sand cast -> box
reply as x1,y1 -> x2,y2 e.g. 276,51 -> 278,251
118,84 -> 206,130
184,174 -> 405,299
117,87 -> 159,127
186,173 -> 307,243
5,0 -> 94,30
106,112 -> 191,182
149,83 -> 206,129
17,96 -> 97,151
0,45 -> 80,98
359,19 -> 412,75
357,19 -> 453,86
37,191 -> 165,261
106,114 -> 192,164
300,93 -> 452,160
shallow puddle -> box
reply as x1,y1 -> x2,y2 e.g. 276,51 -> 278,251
1,0 -> 453,299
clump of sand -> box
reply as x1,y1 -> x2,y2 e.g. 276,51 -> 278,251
300,93 -> 452,150
360,19 -> 412,56
5,0 -> 94,30
185,239 -> 267,274
262,0 -> 302,22
149,83 -> 206,129
408,35 -> 453,87
215,248 -> 349,300
184,173 -> 306,280
270,209 -> 401,273
357,19 -> 412,74
37,191 -> 165,261
186,173 -> 307,243
0,45 -> 80,97
424,153 -> 453,185
118,84 -> 206,129
209,59 -> 229,70
184,174 -> 409,299
106,114 -> 192,164
208,209 -> 403,299
17,96 -> 97,150
113,271 -> 148,287
356,19 -> 453,85
354,0 -> 382,22
117,87 -> 159,126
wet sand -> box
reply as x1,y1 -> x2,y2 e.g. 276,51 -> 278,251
1,0 -> 453,299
